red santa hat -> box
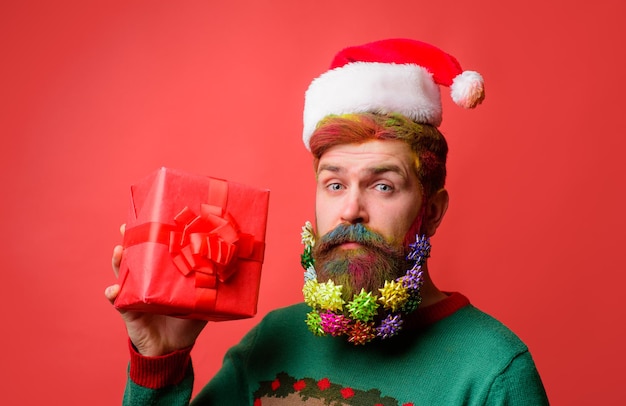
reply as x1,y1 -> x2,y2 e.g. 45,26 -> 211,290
302,38 -> 485,150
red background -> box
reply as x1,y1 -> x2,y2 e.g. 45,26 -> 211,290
2,1 -> 624,404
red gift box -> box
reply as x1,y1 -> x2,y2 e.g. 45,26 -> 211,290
114,167 -> 270,321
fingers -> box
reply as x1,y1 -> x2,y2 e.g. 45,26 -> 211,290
106,224 -> 125,307
112,244 -> 123,278
112,223 -> 126,278
104,284 -> 120,304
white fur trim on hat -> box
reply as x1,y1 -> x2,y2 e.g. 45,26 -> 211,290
302,62 -> 442,151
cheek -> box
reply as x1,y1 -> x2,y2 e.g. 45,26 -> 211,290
377,202 -> 421,243
386,220 -> 411,244
314,195 -> 334,236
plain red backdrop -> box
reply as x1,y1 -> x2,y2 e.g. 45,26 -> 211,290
1,1 -> 624,404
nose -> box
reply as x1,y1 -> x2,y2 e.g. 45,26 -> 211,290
340,189 -> 368,224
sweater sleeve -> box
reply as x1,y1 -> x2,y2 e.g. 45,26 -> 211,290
484,350 -> 549,405
122,339 -> 194,406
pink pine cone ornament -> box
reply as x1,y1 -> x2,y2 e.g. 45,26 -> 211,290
320,311 -> 350,336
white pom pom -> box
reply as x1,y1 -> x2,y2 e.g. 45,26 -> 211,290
450,71 -> 485,109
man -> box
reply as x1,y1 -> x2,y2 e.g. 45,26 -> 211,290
106,38 -> 549,405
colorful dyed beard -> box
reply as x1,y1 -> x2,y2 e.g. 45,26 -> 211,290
312,223 -> 407,301
301,222 -> 430,345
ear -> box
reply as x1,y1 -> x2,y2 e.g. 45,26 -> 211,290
422,188 -> 449,237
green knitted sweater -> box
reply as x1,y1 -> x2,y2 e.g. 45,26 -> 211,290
124,292 -> 548,405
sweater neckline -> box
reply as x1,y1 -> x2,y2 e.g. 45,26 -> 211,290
403,291 -> 470,331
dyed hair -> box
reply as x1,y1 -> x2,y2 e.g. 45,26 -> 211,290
309,113 -> 448,199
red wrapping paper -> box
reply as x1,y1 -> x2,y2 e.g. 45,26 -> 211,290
114,167 -> 270,321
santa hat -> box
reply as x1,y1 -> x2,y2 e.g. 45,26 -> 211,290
302,38 -> 485,150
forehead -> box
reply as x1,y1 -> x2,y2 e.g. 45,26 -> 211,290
316,140 -> 418,173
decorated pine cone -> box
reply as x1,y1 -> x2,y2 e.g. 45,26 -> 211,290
401,293 -> 422,314
346,289 -> 379,322
315,280 -> 345,312
348,320 -> 376,345
376,314 -> 404,339
399,265 -> 424,290
320,311 -> 350,336
378,280 -> 409,312
301,247 -> 314,270
302,279 -> 320,308
305,311 -> 324,336
300,221 -> 316,248
407,234 -> 431,261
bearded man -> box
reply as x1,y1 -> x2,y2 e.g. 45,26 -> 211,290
106,39 -> 549,405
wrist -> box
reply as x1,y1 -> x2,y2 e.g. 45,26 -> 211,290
128,338 -> 193,389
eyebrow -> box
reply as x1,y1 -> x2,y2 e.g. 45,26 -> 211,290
317,163 -> 407,177
317,164 -> 342,174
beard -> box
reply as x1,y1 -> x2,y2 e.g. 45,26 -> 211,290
312,223 -> 409,301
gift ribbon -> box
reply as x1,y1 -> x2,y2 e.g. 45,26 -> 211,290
123,178 -> 265,313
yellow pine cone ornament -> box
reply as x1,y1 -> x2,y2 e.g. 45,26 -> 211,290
378,280 -> 410,312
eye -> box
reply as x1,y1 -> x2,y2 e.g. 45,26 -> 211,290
327,183 -> 344,191
374,183 -> 393,193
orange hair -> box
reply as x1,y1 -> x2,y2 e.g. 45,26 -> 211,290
309,113 -> 448,199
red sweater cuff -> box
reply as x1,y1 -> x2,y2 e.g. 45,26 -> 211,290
128,339 -> 193,389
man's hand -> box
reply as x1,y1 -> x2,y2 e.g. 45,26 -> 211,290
104,224 -> 208,357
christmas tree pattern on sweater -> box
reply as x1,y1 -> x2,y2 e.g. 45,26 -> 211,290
253,372 -> 414,406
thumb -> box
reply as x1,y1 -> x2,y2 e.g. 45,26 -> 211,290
104,284 -> 121,305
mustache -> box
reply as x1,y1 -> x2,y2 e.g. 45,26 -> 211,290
314,223 -> 399,255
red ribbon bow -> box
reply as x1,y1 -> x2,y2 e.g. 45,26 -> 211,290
169,203 -> 256,287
